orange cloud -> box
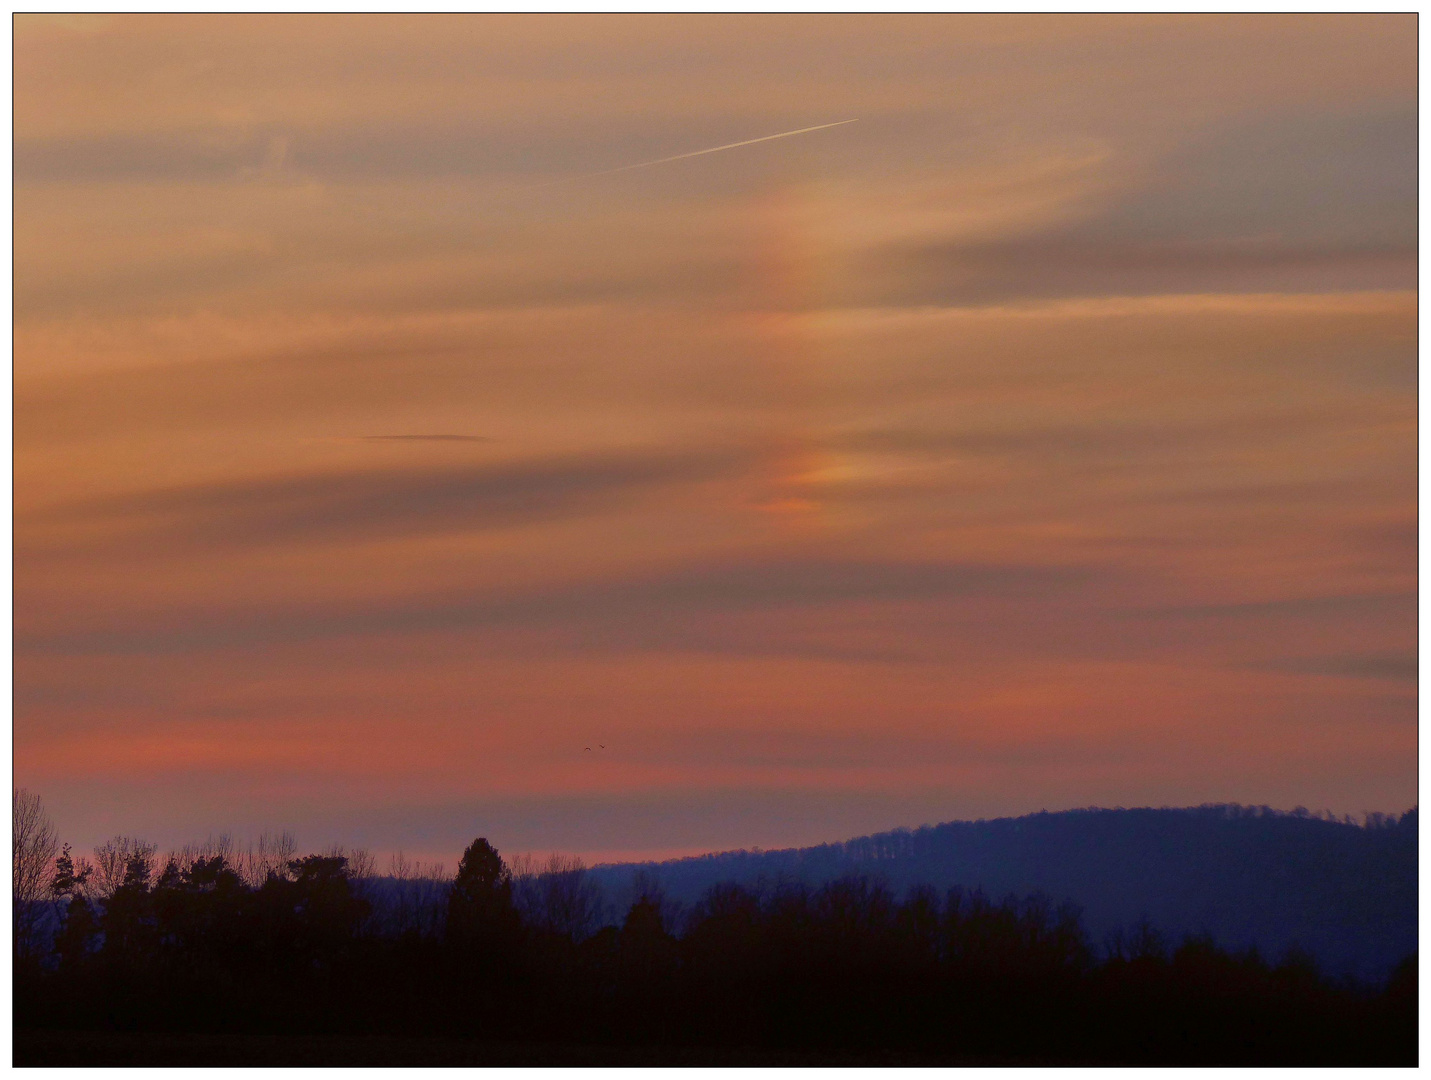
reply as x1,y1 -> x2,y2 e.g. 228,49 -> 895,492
14,14 -> 1415,861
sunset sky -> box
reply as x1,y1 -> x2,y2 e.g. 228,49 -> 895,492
14,14 -> 1416,864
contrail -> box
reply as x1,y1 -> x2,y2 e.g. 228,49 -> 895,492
539,119 -> 858,187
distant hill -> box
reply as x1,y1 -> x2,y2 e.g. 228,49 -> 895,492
588,804 -> 1417,982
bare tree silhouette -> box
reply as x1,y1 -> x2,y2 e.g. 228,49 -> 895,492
91,836 -> 158,899
238,830 -> 298,887
512,853 -> 604,941
13,789 -> 60,959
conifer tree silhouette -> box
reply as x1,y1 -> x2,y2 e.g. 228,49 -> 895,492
447,838 -> 520,952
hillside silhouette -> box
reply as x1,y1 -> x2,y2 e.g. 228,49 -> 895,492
13,793 -> 1416,1065
589,804 -> 1416,981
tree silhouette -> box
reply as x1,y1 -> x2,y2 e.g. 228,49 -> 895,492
91,836 -> 158,899
13,789 -> 60,959
512,853 -> 603,941
52,895 -> 99,973
151,854 -> 249,963
289,855 -> 367,931
49,843 -> 97,972
446,838 -> 520,951
50,843 -> 91,900
100,850 -> 158,961
9,801 -> 1419,1065
619,893 -> 676,978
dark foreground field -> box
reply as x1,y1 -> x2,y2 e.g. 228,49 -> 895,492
15,1030 -> 1061,1067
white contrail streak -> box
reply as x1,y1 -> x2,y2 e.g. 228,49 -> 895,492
539,119 -> 859,187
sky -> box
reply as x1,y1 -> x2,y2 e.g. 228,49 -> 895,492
14,14 -> 1417,865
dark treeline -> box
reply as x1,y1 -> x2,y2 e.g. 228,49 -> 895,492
591,804 -> 1419,983
15,828 -> 1416,1065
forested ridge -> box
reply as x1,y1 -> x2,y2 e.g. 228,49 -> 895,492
592,803 -> 1418,982
13,793 -> 1416,1065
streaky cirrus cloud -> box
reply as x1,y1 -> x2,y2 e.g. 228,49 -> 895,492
36,443 -> 761,549
18,554 -> 1104,656
13,14 -> 1415,861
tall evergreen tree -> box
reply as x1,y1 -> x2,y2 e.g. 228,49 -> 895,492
447,838 -> 520,950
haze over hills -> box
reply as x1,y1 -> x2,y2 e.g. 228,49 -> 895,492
587,804 -> 1417,982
